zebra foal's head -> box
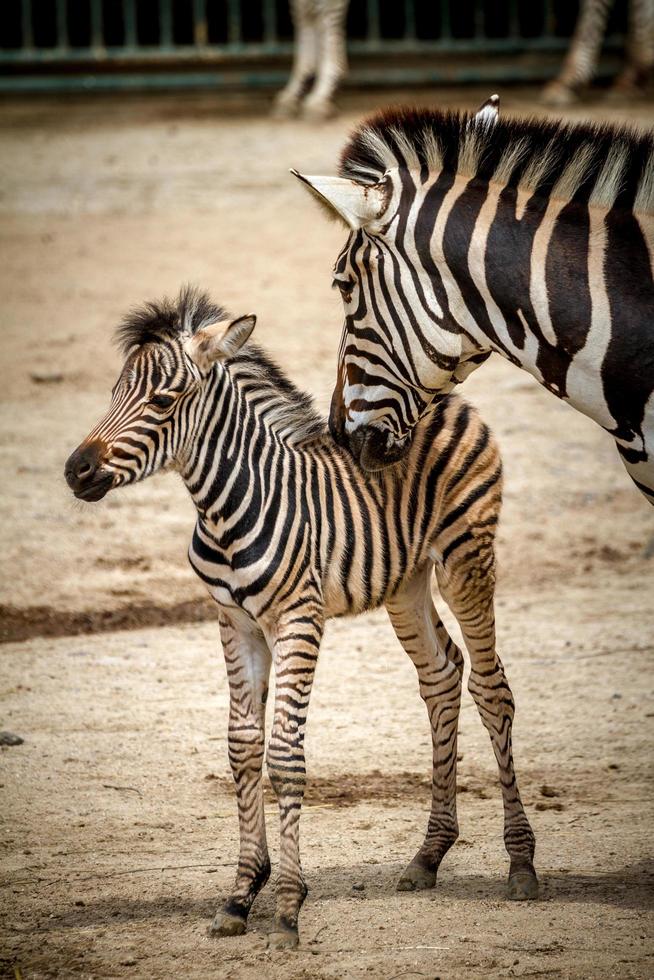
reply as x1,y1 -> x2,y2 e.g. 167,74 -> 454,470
293,97 -> 500,471
64,287 -> 255,502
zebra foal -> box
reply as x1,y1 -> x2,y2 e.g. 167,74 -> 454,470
65,287 -> 536,948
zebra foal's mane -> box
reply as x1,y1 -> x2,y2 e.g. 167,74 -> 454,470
340,107 -> 654,214
115,286 -> 325,444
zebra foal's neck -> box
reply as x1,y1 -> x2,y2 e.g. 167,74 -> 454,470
180,344 -> 326,516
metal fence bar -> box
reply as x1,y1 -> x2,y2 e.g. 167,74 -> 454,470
159,0 -> 174,50
123,0 -> 137,50
90,0 -> 105,53
404,0 -> 416,42
21,0 -> 34,52
55,0 -> 68,51
508,0 -> 520,40
440,0 -> 452,41
262,0 -> 277,47
193,0 -> 208,47
366,0 -> 381,44
227,0 -> 242,47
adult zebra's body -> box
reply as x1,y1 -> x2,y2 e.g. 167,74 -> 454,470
65,287 -> 536,949
294,99 -> 654,502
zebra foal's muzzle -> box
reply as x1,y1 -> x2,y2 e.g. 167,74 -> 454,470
347,425 -> 411,473
64,440 -> 114,502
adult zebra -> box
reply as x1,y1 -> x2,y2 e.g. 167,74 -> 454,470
65,287 -> 535,949
293,98 -> 654,502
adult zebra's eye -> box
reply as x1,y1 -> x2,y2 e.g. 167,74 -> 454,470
332,277 -> 355,301
150,392 -> 175,410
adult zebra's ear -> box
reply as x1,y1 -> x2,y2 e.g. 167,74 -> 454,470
291,170 -> 389,231
185,314 -> 256,372
473,94 -> 500,127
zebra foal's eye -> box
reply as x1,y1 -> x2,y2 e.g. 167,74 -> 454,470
150,392 -> 175,410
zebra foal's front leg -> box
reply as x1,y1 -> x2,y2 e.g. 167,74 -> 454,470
209,612 -> 272,937
386,568 -> 464,891
265,602 -> 323,949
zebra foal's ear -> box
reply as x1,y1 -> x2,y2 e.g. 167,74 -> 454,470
473,94 -> 500,127
291,170 -> 388,230
185,314 -> 256,372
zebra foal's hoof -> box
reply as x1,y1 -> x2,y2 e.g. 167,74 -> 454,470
507,870 -> 539,901
396,858 -> 438,892
208,910 -> 247,937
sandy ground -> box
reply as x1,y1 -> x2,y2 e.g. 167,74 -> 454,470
1,85 -> 653,979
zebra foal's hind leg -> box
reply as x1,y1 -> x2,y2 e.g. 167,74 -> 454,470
437,530 -> 538,902
386,566 -> 464,891
209,612 -> 272,937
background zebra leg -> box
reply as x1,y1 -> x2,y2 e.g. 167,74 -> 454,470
272,0 -> 318,118
611,0 -> 654,96
265,614 -> 322,949
302,1 -> 349,119
386,570 -> 464,892
438,566 -> 538,902
541,0 -> 612,106
209,614 -> 272,937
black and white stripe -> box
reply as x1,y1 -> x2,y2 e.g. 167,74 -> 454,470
65,286 -> 537,948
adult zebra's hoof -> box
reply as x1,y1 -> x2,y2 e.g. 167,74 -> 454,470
267,926 -> 299,950
396,859 -> 437,891
507,870 -> 539,901
208,910 -> 247,937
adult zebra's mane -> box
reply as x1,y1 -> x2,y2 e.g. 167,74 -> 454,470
340,106 -> 654,214
116,286 -> 325,444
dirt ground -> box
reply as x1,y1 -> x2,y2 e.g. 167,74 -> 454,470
1,85 -> 653,979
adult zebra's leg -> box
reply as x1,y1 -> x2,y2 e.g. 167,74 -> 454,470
302,0 -> 349,119
209,612 -> 272,937
437,540 -> 538,902
265,603 -> 323,949
541,0 -> 612,106
273,0 -> 318,118
386,567 -> 464,891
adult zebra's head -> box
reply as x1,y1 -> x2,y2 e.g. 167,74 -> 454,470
293,97 -> 499,471
64,287 -> 255,502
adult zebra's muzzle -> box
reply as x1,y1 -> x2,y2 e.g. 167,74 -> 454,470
64,442 -> 114,502
347,425 -> 411,473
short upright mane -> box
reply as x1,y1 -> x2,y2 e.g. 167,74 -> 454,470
340,107 -> 654,214
116,285 -> 227,355
116,286 -> 325,445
